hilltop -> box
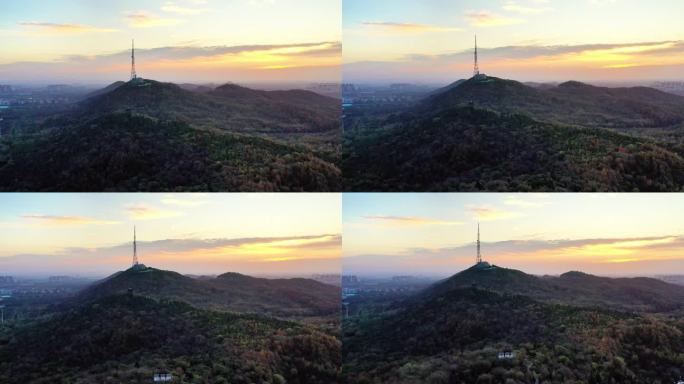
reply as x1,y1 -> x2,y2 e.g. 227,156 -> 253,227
342,263 -> 684,383
0,294 -> 340,384
79,266 -> 341,319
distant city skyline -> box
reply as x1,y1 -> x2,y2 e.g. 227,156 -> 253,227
0,0 -> 341,84
343,0 -> 684,84
0,193 -> 341,277
343,193 -> 684,278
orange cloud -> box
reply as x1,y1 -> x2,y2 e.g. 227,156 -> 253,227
124,11 -> 182,28
363,215 -> 463,227
467,204 -> 521,221
363,22 -> 462,33
21,214 -> 118,226
465,11 -> 524,26
19,22 -> 115,34
124,204 -> 181,220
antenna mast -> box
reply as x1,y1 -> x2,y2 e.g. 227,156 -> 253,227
473,35 -> 480,77
476,223 -> 482,264
133,225 -> 138,266
130,39 -> 137,81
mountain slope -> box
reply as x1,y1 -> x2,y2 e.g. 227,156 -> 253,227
0,294 -> 340,384
0,113 -> 341,191
79,267 -> 341,318
428,264 -> 684,312
343,106 -> 684,191
81,80 -> 340,136
343,266 -> 684,383
426,77 -> 684,129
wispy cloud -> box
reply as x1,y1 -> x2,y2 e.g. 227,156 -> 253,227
467,204 -> 521,221
21,214 -> 118,226
0,234 -> 340,276
503,195 -> 550,208
362,21 -> 462,33
161,1 -> 208,15
344,235 -> 684,277
502,1 -> 550,14
161,194 -> 208,207
343,40 -> 684,83
363,215 -> 464,227
123,11 -> 182,28
465,10 -> 524,26
124,204 -> 181,220
19,22 -> 115,34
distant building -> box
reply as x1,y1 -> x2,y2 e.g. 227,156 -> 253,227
498,350 -> 515,359
48,275 -> 73,282
342,275 -> 359,285
0,276 -> 14,284
391,275 -> 414,282
153,373 -> 173,382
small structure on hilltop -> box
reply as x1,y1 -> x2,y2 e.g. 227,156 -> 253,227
498,349 -> 515,359
153,373 -> 173,382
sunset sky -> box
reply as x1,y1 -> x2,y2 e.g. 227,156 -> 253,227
0,0 -> 341,85
343,193 -> 684,278
344,0 -> 684,84
0,193 -> 340,277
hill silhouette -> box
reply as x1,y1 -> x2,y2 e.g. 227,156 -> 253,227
342,264 -> 684,383
0,78 -> 340,191
0,294 -> 340,384
80,266 -> 340,319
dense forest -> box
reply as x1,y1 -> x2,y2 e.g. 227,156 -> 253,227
0,267 -> 343,383
0,79 -> 340,191
342,265 -> 684,383
0,295 -> 340,384
0,113 -> 340,191
343,77 -> 684,192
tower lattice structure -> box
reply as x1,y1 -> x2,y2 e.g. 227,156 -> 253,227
133,226 -> 138,266
130,39 -> 137,81
473,35 -> 480,77
476,223 -> 482,264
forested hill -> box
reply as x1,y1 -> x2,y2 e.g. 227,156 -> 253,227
426,264 -> 684,312
0,78 -> 341,192
80,80 -> 340,136
343,76 -> 684,192
343,106 -> 684,191
0,294 -> 341,384
79,266 -> 341,319
342,264 -> 684,383
424,76 -> 684,129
